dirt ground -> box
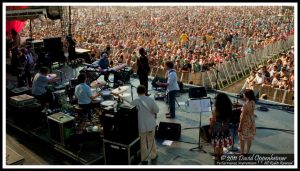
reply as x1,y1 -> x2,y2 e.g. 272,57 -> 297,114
222,78 -> 246,94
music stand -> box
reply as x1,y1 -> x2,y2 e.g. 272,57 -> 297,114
188,97 -> 212,152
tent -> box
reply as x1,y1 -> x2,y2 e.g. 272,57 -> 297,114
6,6 -> 62,33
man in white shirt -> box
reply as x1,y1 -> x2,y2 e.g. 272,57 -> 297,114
131,85 -> 159,165
252,70 -> 265,97
156,61 -> 180,118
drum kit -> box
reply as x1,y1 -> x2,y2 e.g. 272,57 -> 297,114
91,85 -> 131,110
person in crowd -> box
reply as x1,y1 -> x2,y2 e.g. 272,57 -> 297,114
270,73 -> 280,88
31,67 -> 59,108
279,77 -> 290,90
131,85 -> 159,165
180,31 -> 189,48
137,47 -> 151,96
156,61 -> 179,118
289,69 -> 294,91
180,58 -> 192,72
209,93 -> 233,162
239,70 -> 256,95
238,89 -> 256,155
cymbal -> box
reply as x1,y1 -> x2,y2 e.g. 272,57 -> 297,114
112,86 -> 129,94
90,80 -> 106,88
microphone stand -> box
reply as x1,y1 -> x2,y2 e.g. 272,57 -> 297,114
130,83 -> 136,101
229,94 -> 240,152
210,65 -> 220,99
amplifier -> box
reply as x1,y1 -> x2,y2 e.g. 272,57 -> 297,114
102,104 -> 138,144
103,137 -> 141,165
10,87 -> 31,96
47,112 -> 76,146
9,94 -> 37,108
119,67 -> 133,83
156,122 -> 181,141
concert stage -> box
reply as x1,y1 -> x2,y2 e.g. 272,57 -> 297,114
5,64 -> 295,166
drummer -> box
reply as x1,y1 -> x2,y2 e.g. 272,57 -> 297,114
74,73 -> 101,120
31,66 -> 60,109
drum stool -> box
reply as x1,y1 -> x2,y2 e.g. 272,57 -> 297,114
74,105 -> 92,120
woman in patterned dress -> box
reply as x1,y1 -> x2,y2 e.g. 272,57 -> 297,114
209,93 -> 233,161
238,89 -> 256,155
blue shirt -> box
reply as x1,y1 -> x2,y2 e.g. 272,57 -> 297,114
98,58 -> 109,69
32,73 -> 48,96
167,69 -> 180,92
75,83 -> 93,104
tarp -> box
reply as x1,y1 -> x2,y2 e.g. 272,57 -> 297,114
6,6 -> 28,33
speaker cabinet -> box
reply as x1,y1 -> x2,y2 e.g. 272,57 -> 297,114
103,137 -> 141,165
43,37 -> 62,52
47,112 -> 76,146
156,122 -> 181,140
102,104 -> 139,144
188,87 -> 207,98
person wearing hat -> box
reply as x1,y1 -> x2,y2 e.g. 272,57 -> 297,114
279,77 -> 290,90
252,70 -> 265,97
98,51 -> 110,82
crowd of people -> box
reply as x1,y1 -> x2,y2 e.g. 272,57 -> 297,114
241,48 -> 294,97
6,6 -> 295,164
16,6 -> 293,75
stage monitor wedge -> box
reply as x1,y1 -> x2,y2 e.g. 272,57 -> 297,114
188,87 -> 207,98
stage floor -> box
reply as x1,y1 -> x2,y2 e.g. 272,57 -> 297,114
5,64 -> 295,167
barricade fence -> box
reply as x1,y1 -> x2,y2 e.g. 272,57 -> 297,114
147,35 -> 294,105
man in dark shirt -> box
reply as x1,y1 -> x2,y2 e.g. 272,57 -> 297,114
98,52 -> 110,82
137,48 -> 151,96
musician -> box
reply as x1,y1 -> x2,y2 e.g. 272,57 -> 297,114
131,85 -> 159,165
12,48 -> 27,87
209,93 -> 233,162
98,51 -> 110,82
11,29 -> 20,48
74,73 -> 101,120
137,47 -> 151,96
156,61 -> 179,118
21,48 -> 35,87
32,67 -> 59,108
238,89 -> 256,155
67,35 -> 76,61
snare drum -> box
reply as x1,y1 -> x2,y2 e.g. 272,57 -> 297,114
100,100 -> 117,108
